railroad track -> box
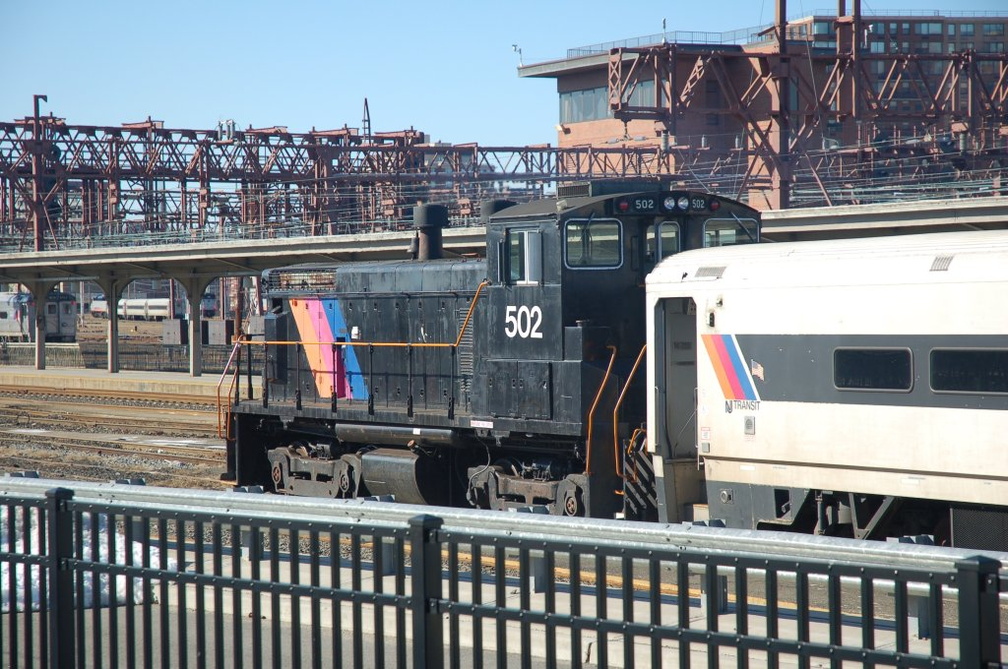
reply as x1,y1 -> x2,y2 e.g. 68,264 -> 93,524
0,384 -> 218,410
0,386 -> 226,488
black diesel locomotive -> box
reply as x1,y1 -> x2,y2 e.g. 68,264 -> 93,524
224,183 -> 759,520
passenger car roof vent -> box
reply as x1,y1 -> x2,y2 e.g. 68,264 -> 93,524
694,265 -> 726,279
930,255 -> 954,272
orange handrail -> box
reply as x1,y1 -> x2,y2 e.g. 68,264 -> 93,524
612,344 -> 647,481
215,335 -> 246,439
584,345 -> 617,476
455,280 -> 489,348
215,279 -> 490,439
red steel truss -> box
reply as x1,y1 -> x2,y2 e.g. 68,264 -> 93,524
0,116 -> 692,251
607,9 -> 1008,208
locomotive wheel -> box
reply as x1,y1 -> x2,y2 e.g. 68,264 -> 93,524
559,480 -> 584,517
266,448 -> 292,494
337,469 -> 351,495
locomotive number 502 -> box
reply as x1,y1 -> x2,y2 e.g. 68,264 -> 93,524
504,305 -> 544,339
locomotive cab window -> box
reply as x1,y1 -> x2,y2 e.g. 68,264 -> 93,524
646,221 -> 681,263
565,218 -> 622,269
834,348 -> 913,391
931,349 -> 1008,393
506,228 -> 542,285
704,217 -> 759,247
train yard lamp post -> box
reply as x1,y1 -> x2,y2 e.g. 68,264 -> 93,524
32,94 -> 48,253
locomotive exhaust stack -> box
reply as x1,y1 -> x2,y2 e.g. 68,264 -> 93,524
412,203 -> 447,261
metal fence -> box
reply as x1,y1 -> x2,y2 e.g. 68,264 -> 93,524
0,477 -> 1003,668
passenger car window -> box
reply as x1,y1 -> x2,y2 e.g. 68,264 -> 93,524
834,348 -> 912,391
931,349 -> 1008,393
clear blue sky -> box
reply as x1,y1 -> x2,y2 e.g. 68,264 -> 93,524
3,1 -> 1005,147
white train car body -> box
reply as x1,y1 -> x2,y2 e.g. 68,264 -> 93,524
120,297 -> 180,321
93,296 -> 192,321
0,292 -> 77,342
646,229 -> 1008,547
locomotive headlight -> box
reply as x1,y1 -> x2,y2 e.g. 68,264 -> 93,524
677,196 -> 690,211
663,196 -> 677,211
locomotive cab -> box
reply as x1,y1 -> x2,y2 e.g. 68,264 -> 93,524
468,185 -> 760,518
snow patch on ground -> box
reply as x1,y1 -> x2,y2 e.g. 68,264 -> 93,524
0,506 -> 176,612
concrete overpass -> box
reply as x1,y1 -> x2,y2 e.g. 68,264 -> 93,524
2,196 -> 1006,375
0,227 -> 487,375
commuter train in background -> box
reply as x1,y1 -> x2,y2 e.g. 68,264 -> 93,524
222,182 -> 1008,550
0,290 -> 78,342
91,294 -> 218,320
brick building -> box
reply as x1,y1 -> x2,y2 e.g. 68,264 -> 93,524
520,8 -> 1008,208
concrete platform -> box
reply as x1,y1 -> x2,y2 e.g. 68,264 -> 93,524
0,365 -> 242,400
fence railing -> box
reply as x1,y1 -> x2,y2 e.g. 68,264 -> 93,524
0,477 -> 1003,668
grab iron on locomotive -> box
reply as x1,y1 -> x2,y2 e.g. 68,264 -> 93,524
223,181 -> 1008,550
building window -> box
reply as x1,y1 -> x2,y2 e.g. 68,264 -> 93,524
705,80 -> 722,108
947,24 -> 956,37
982,23 -> 1005,37
915,22 -> 943,35
813,21 -> 833,35
834,348 -> 913,391
985,41 -> 1004,53
564,218 -> 622,269
559,87 -> 610,124
931,349 -> 1008,393
961,23 -> 975,36
628,79 -> 656,107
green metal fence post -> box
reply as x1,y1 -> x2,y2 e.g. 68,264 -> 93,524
410,514 -> 444,668
956,555 -> 1002,668
45,487 -> 74,669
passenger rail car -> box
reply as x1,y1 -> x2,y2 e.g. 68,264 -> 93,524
0,291 -> 77,342
225,185 -> 759,521
646,230 -> 1008,550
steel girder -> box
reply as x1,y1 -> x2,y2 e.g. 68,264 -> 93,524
607,42 -> 1008,207
0,117 -> 690,249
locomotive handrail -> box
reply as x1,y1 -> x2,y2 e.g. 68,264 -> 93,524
454,279 -> 489,348
233,280 -> 490,353
612,344 -> 647,482
217,281 -> 489,437
216,335 -> 247,439
584,345 -> 617,476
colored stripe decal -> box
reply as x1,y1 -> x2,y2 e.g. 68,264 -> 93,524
322,299 -> 367,399
701,335 -> 735,399
288,297 -> 367,400
711,334 -> 746,399
702,334 -> 760,401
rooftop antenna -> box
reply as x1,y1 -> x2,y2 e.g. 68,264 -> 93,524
512,44 -> 523,66
362,98 -> 371,141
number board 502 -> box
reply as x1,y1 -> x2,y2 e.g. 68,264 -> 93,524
504,305 -> 544,339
